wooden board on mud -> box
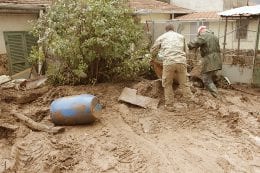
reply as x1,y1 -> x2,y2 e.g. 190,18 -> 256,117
118,87 -> 159,109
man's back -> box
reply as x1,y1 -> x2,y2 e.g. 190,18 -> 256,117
200,31 -> 221,56
188,29 -> 222,72
155,31 -> 186,65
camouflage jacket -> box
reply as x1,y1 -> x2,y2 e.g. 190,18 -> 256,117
150,31 -> 186,65
188,30 -> 222,73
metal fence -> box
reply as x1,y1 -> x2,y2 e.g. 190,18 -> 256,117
143,19 -> 260,84
144,19 -> 259,63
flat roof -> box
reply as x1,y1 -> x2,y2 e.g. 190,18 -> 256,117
218,5 -> 260,17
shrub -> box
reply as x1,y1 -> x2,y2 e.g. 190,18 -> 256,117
31,0 -> 150,85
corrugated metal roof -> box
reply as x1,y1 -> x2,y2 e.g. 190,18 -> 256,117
128,0 -> 193,14
175,12 -> 220,20
218,5 -> 260,16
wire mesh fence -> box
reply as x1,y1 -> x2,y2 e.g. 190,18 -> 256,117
144,19 -> 259,67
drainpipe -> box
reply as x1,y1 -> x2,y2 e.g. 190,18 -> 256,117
237,15 -> 241,58
254,17 -> 260,60
223,17 -> 228,59
253,16 -> 260,84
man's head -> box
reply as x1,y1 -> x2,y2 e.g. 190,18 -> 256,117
165,23 -> 174,32
197,26 -> 207,34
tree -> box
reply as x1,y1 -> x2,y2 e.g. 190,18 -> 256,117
31,0 -> 150,85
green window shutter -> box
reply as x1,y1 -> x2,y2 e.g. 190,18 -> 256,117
4,32 -> 37,75
25,32 -> 38,56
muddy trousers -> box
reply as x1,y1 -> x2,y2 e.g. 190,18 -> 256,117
162,64 -> 192,106
202,71 -> 218,97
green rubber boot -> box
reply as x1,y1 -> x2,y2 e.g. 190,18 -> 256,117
207,83 -> 218,98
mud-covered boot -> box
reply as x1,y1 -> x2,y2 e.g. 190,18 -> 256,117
207,83 -> 218,98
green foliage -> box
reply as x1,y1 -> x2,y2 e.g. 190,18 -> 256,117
31,0 -> 150,85
27,46 -> 45,65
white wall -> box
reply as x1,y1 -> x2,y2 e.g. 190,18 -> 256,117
0,13 -> 38,54
170,0 -> 223,12
221,65 -> 254,84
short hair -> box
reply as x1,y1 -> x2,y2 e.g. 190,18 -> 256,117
165,23 -> 174,32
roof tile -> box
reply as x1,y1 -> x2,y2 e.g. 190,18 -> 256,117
176,11 -> 220,20
128,0 -> 192,14
0,0 -> 192,14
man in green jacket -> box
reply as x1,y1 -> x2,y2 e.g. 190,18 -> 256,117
188,26 -> 222,97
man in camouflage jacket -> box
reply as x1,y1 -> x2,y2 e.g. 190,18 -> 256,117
150,24 -> 193,111
188,26 -> 222,97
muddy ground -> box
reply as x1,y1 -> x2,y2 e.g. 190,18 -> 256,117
0,80 -> 259,173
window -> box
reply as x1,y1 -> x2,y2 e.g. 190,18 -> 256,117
236,19 -> 249,39
4,31 -> 37,75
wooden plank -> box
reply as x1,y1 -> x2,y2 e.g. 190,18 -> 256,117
118,87 -> 159,109
10,110 -> 65,134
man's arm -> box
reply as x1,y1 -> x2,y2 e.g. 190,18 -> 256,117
150,36 -> 162,56
187,35 -> 206,50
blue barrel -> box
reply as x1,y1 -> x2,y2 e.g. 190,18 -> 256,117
50,94 -> 101,125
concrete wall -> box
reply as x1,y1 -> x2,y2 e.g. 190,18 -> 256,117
139,13 -> 171,23
221,65 -> 254,84
0,13 -> 38,54
170,0 -> 223,12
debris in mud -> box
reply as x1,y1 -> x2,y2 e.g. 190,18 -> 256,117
0,79 -> 26,90
0,82 -> 260,173
0,123 -> 17,140
30,108 -> 49,122
11,110 -> 65,134
0,87 -> 49,104
118,87 -> 159,109
23,76 -> 47,90
0,74 -> 46,91
133,79 -> 163,98
0,75 -> 11,85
